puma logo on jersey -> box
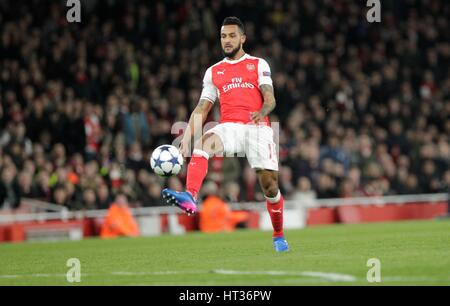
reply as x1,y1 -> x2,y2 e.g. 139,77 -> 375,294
217,70 -> 225,75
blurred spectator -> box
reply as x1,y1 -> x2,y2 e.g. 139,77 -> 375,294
122,100 -> 150,148
0,166 -> 21,209
279,166 -> 294,197
419,160 -> 441,194
221,158 -> 241,185
315,173 -> 338,199
141,183 -> 163,207
100,193 -> 140,238
167,176 -> 183,192
241,165 -> 264,202
82,188 -> 98,210
223,182 -> 242,203
17,171 -> 38,198
126,142 -> 148,172
199,181 -> 248,233
292,177 -> 316,207
51,185 -> 70,209
443,171 -> 450,216
97,183 -> 112,210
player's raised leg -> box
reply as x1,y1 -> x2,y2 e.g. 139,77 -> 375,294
162,133 -> 224,215
257,169 -> 289,252
162,97 -> 215,214
186,132 -> 224,199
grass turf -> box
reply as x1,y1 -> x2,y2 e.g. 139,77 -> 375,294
0,219 -> 449,286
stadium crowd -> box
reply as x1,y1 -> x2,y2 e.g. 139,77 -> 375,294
1,0 -> 450,210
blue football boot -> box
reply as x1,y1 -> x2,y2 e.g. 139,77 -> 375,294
162,188 -> 198,215
273,237 -> 289,252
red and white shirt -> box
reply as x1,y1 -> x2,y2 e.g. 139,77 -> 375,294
200,54 -> 273,125
84,114 -> 102,153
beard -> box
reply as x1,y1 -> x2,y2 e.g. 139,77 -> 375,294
222,43 -> 241,58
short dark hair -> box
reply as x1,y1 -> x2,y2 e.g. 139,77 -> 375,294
222,17 -> 245,34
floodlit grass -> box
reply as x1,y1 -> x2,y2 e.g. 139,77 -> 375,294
0,220 -> 449,285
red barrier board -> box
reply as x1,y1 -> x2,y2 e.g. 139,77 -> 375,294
337,202 -> 448,224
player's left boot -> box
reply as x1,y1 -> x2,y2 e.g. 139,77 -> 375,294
273,237 -> 289,252
162,188 -> 198,215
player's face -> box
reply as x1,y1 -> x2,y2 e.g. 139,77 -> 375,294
221,25 -> 246,58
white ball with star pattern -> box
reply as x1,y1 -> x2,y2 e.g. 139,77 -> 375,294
150,145 -> 183,177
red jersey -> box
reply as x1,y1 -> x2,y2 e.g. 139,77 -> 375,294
200,54 -> 273,125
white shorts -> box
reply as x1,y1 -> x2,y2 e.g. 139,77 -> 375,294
205,123 -> 279,171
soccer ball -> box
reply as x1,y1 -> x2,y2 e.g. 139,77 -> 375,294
150,145 -> 183,177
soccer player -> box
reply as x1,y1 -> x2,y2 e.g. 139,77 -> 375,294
162,17 -> 288,252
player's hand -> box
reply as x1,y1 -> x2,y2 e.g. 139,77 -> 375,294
179,137 -> 191,158
250,111 -> 264,124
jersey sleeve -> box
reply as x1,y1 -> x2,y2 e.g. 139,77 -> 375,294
200,67 -> 218,104
258,58 -> 273,87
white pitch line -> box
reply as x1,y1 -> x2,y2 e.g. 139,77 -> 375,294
0,275 -> 19,279
0,273 -> 69,278
212,269 -> 357,282
300,271 -> 357,282
111,271 -> 206,276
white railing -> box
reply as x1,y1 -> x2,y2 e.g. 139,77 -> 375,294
0,193 -> 448,224
21,198 -> 68,212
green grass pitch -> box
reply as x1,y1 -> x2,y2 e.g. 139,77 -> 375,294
0,220 -> 449,286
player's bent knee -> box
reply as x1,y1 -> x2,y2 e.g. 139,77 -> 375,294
194,133 -> 223,157
265,185 -> 279,198
261,178 -> 279,198
257,170 -> 279,198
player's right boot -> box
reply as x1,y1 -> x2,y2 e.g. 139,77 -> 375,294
162,188 -> 198,215
273,237 -> 289,252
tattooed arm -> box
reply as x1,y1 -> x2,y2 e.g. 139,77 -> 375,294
251,84 -> 276,124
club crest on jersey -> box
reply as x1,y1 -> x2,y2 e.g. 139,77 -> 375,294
246,63 -> 255,71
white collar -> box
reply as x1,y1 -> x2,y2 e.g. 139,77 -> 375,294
223,53 -> 250,64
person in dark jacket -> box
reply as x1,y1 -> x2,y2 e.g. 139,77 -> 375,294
0,166 -> 21,209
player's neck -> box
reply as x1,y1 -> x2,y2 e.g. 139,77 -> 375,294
226,50 -> 246,61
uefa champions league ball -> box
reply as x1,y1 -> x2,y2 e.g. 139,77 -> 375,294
150,145 -> 184,177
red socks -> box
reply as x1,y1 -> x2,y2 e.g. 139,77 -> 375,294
266,191 -> 284,238
186,149 -> 209,199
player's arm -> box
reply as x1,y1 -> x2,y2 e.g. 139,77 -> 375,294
180,99 -> 214,156
251,59 -> 276,124
179,67 -> 217,157
259,84 -> 276,116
